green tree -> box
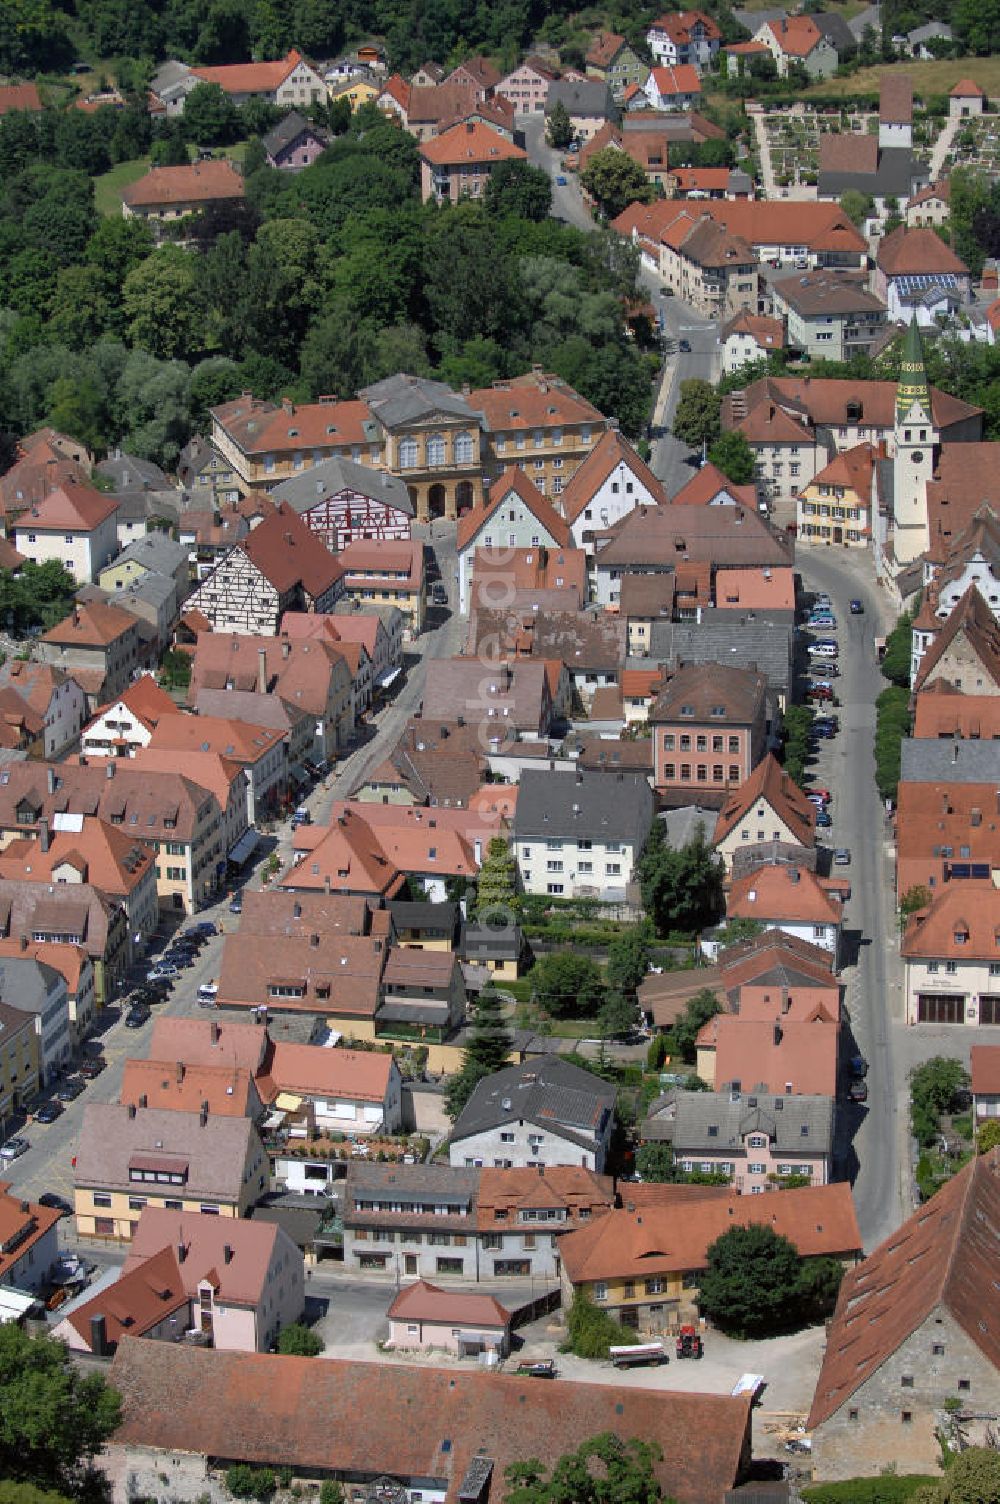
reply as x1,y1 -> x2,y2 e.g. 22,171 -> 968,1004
318,1486 -> 344,1504
559,1297 -> 642,1362
875,686 -> 912,804
782,704 -> 815,788
123,247 -> 202,360
840,189 -> 875,227
636,821 -> 725,937
937,1446 -> 1000,1503
182,81 -> 241,144
899,884 -> 931,930
546,99 -> 573,149
474,836 -> 520,919
0,1325 -> 121,1495
507,1432 -> 664,1504
881,610 -> 913,687
672,987 -> 723,1064
598,989 -> 640,1040
671,378 -> 721,450
707,429 -> 755,485
605,923 -> 653,999
953,0 -> 1000,56
444,983 -> 513,1120
159,648 -> 192,690
910,1057 -> 970,1149
531,952 -> 606,1019
0,1484 -> 71,1504
275,1322 -> 323,1356
580,149 -> 656,221
699,1224 -> 806,1338
484,159 -> 552,221
226,1466 -> 276,1500
635,1142 -> 677,1182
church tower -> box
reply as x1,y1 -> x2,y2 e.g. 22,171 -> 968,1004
892,317 -> 936,565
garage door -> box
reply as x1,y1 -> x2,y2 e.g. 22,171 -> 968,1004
979,996 -> 1000,1026
917,995 -> 965,1024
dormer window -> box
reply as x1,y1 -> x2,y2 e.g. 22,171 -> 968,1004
680,705 -> 694,717
953,928 -> 969,946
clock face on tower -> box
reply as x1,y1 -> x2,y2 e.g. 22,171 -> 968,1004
911,451 -> 924,464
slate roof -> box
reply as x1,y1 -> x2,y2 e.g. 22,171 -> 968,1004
900,737 -> 1000,784
270,456 -> 412,517
817,145 -> 924,200
360,374 -> 480,430
648,615 -> 792,700
451,1054 -> 615,1150
546,79 -> 613,117
109,532 -> 188,576
646,1087 -> 835,1153
262,111 -> 321,157
107,1339 -> 752,1504
808,1150 -> 1000,1428
512,767 -> 653,848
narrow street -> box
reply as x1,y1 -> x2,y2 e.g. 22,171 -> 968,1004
794,547 -> 906,1250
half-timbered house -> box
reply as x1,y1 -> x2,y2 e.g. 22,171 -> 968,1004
270,456 -> 413,551
185,502 -> 344,635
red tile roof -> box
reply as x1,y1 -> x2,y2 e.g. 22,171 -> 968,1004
211,395 -> 376,456
879,72 -> 913,122
913,689 -> 1000,739
561,1183 -> 861,1284
258,1041 -> 392,1103
41,601 -> 137,648
648,11 -> 721,44
60,1244 -> 188,1350
418,120 -> 526,167
469,371 -> 605,434
120,1059 -> 261,1118
764,15 -> 824,56
806,441 -> 876,501
586,32 -> 630,68
240,501 -> 344,599
558,429 -> 665,525
808,1151 -> 1000,1429
0,1182 -> 61,1284
914,584 -> 1000,692
971,1045 -> 1000,1096
0,84 -> 43,114
109,1339 -> 752,1504
713,1012 -> 839,1096
122,161 -> 245,209
714,565 -> 795,611
670,461 -> 756,509
649,64 -> 701,96
877,225 -> 969,278
192,49 -> 310,95
14,479 -> 117,533
149,1016 -> 268,1075
713,754 -> 816,848
728,865 -> 843,926
901,878 -> 1000,960
950,78 -> 987,98
124,1206 -> 292,1309
387,1278 -> 510,1328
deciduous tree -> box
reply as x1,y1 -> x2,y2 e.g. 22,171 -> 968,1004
636,822 -> 724,937
507,1431 -> 663,1503
671,378 -> 721,450
707,429 -> 755,485
546,99 -> 573,149
0,1325 -> 121,1495
580,149 -> 655,221
530,951 -> 606,1019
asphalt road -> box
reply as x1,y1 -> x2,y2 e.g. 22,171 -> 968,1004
519,112 -> 721,494
793,548 -> 905,1250
1,533 -> 463,1212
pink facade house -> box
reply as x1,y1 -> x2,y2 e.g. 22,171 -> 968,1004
649,661 -> 770,796
262,111 -> 327,171
643,1086 -> 834,1193
387,1279 -> 512,1356
496,57 -> 555,114
55,1207 -> 304,1354
419,121 -> 527,204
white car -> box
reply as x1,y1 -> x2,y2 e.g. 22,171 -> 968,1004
808,643 -> 838,658
197,981 -> 219,1000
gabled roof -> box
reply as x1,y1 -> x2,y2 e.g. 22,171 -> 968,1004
0,1182 -> 62,1284
650,661 -> 767,726
901,878 -> 1000,960
586,32 -> 632,68
879,72 -> 913,123
914,583 -> 1000,692
451,1054 -> 615,1150
261,110 -> 322,157
457,467 -> 569,551
120,1059 -> 261,1119
149,1016 -> 268,1075
808,1151 -> 1000,1428
41,601 -> 137,648
558,429 -> 665,524
648,10 -> 721,43
713,754 -> 816,848
806,441 -> 877,499
925,447 -> 1000,562
469,371 -> 606,433
191,49 -> 314,95
211,395 -> 377,456
670,461 -> 757,510
950,77 -> 987,98
108,1339 -> 752,1504
761,15 -> 825,56
239,501 -> 344,599
60,1245 -> 187,1350
649,64 -> 701,96
88,674 -> 180,737
270,455 -> 412,517
124,1206 -> 294,1308
721,312 -> 785,351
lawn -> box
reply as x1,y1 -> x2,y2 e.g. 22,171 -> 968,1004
804,56 -> 1000,100
93,157 -> 150,216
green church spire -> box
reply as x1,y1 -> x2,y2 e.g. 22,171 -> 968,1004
896,315 -> 929,424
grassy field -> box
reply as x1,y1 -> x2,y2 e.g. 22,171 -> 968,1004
93,157 -> 150,215
804,56 -> 1000,99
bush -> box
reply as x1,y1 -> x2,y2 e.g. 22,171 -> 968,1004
276,1322 -> 323,1357
561,1293 -> 640,1359
319,1486 -> 344,1504
801,1479 -> 937,1503
875,686 -> 912,803
226,1468 -> 276,1500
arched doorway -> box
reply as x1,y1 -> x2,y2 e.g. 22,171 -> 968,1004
428,483 -> 447,519
456,480 -> 475,515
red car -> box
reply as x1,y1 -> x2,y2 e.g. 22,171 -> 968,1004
806,685 -> 834,702
808,788 -> 832,805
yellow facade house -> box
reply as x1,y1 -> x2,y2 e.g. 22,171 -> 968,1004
73,1102 -> 268,1241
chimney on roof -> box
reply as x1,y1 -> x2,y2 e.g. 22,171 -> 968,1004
257,647 -> 268,695
282,639 -> 290,660
466,121 -> 474,133
46,767 -> 55,795
89,1315 -> 108,1358
178,1242 -> 187,1264
224,1243 -> 234,1265
324,875 -> 331,894
176,1061 -> 184,1082
19,934 -> 27,952
199,1102 -> 208,1126
211,1020 -> 220,1044
38,817 -> 49,854
106,762 -> 115,780
281,397 -> 293,415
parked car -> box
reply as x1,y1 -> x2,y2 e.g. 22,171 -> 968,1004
808,643 -> 838,658
806,685 -> 834,702
55,1078 -> 85,1102
197,981 -> 219,1000
229,895 -> 243,915
38,1192 -> 72,1215
147,963 -> 179,982
815,809 -> 832,827
849,599 -> 864,614
850,1053 -> 868,1077
78,1057 -> 106,1079
809,661 -> 839,677
808,615 -> 837,630
848,1079 -> 868,1103
190,921 -> 217,937
814,594 -> 831,608
125,1003 -> 151,1029
431,582 -> 447,606
809,786 -> 831,803
0,1135 -> 28,1160
34,1101 -> 63,1123
834,848 -> 852,866
812,720 -> 837,739
678,338 -> 691,352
